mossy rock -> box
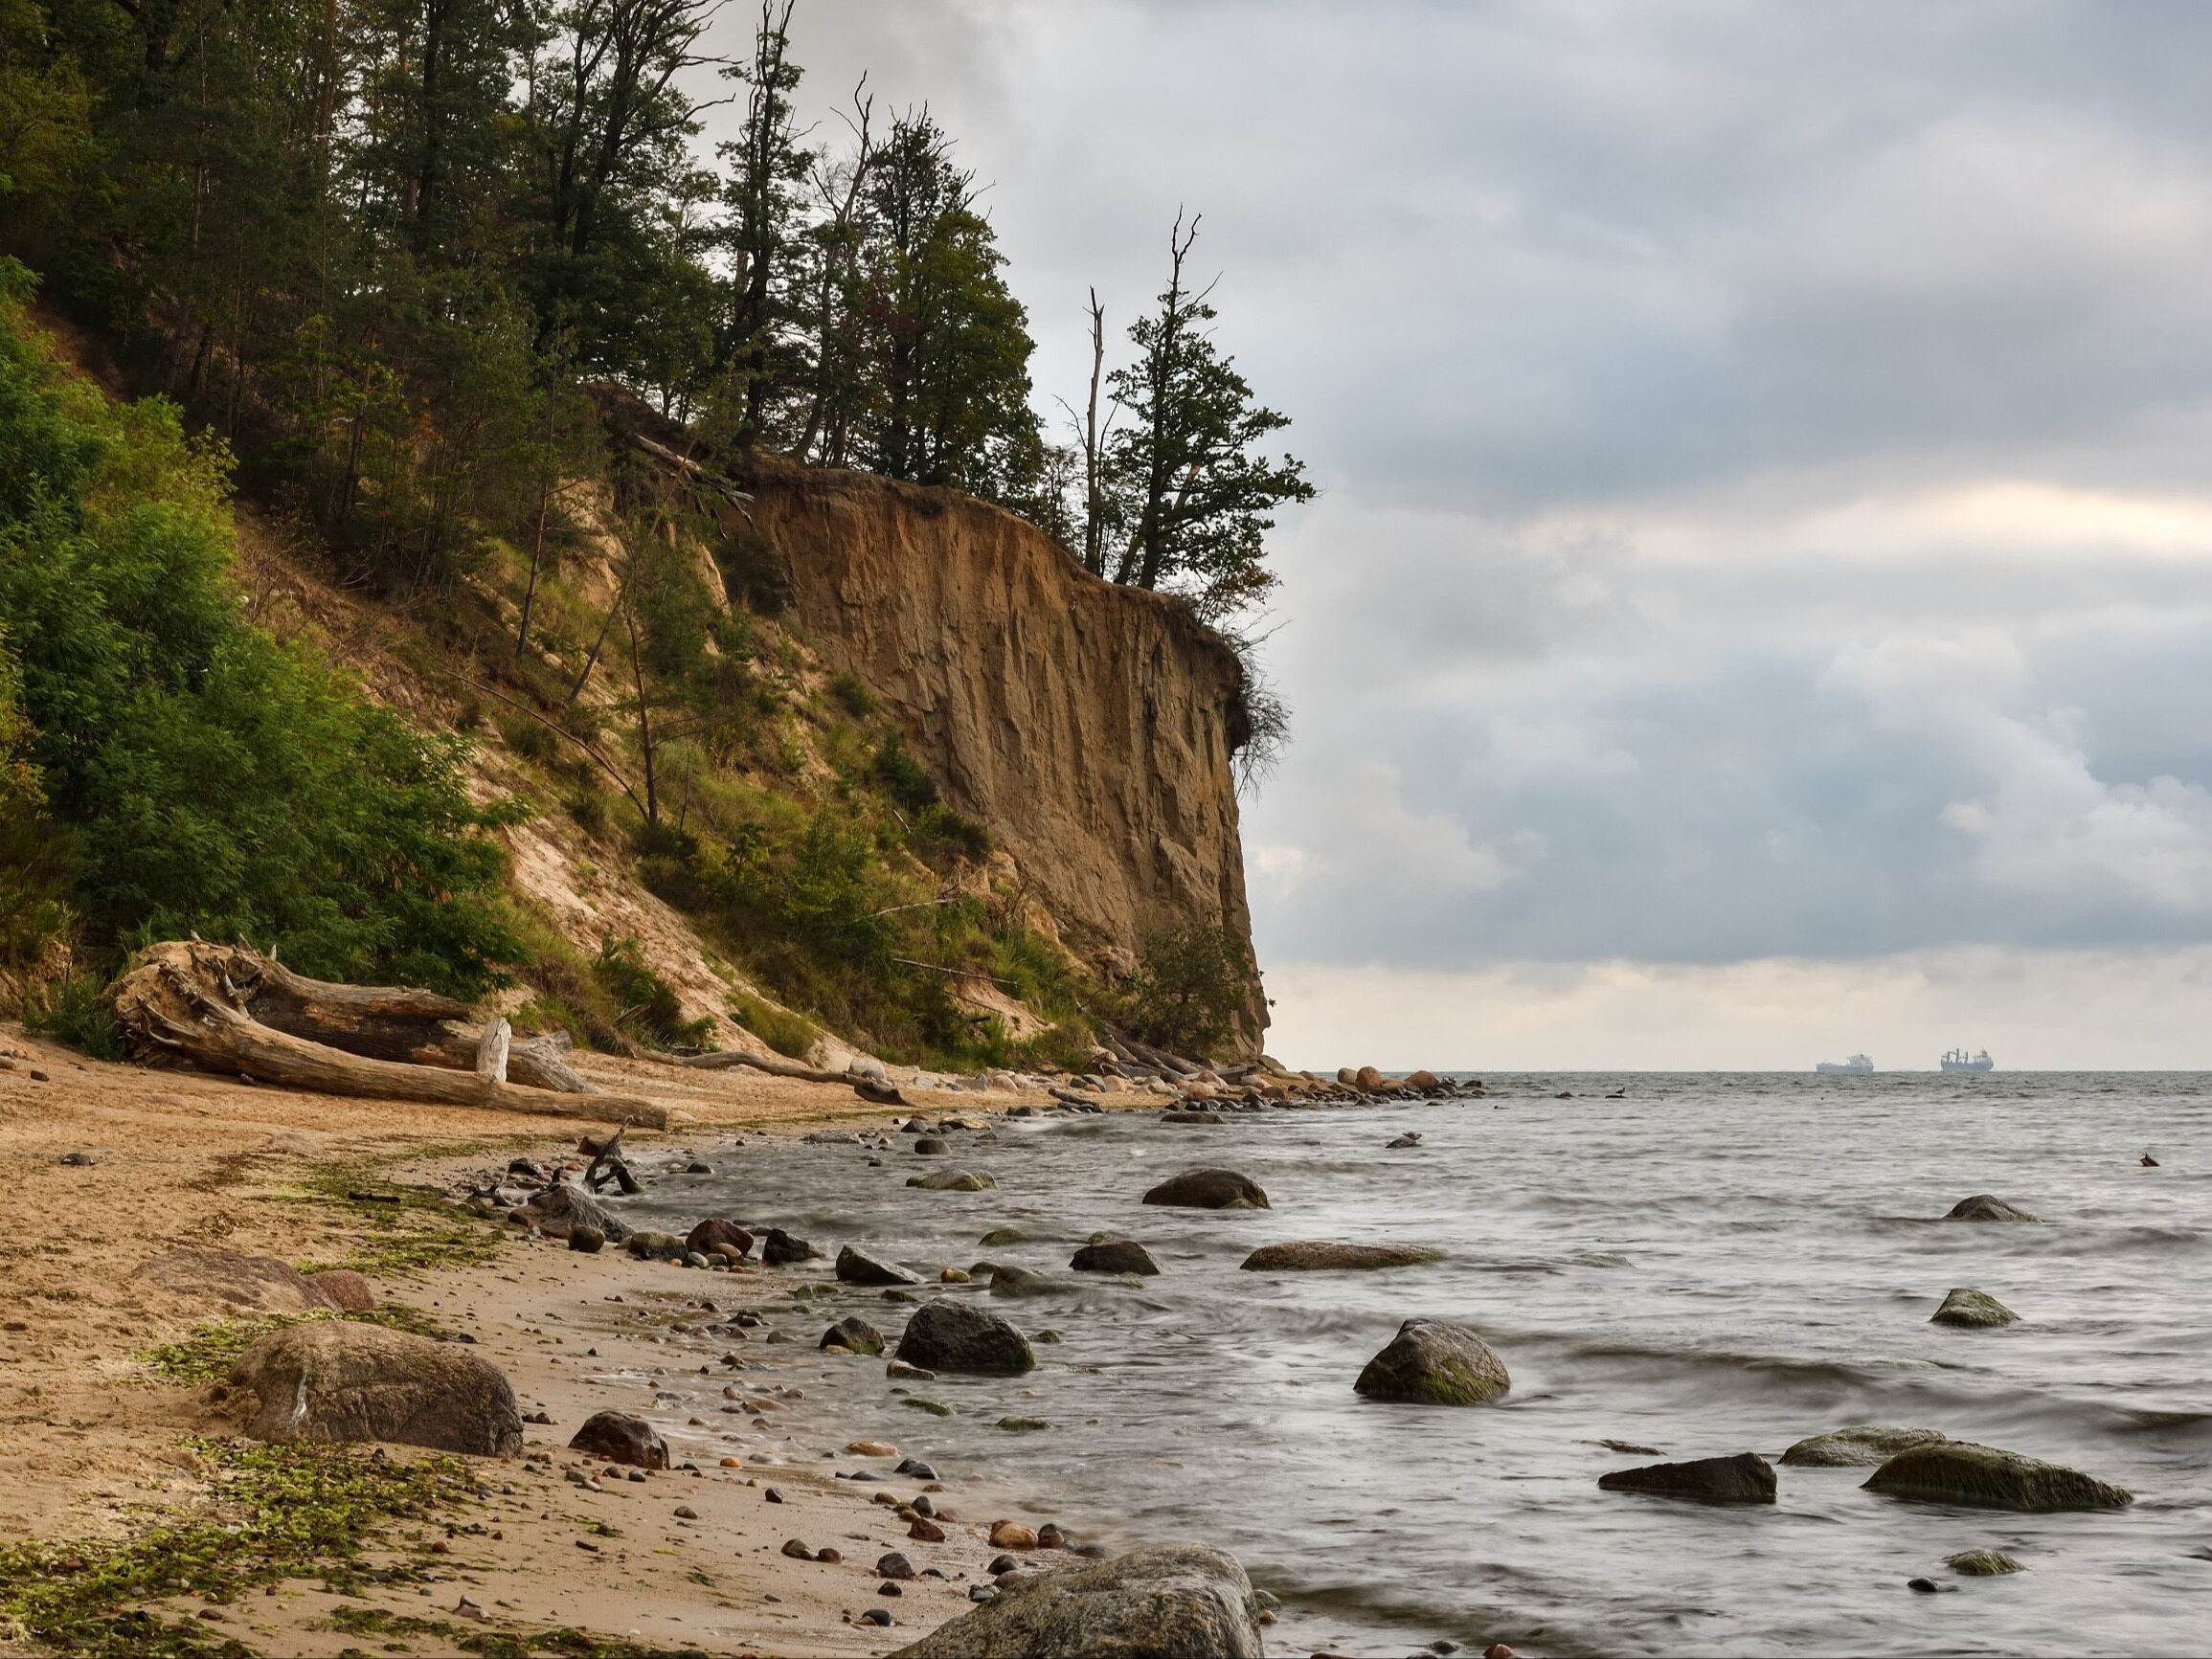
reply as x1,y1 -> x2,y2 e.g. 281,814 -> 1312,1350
996,1416 -> 1051,1432
978,1226 -> 1029,1246
902,1398 -> 953,1417
1931,1289 -> 2018,1328
907,1170 -> 997,1192
1780,1425 -> 1947,1468
1864,1442 -> 2131,1511
1354,1317 -> 1509,1405
1241,1241 -> 1443,1272
1946,1549 -> 2023,1575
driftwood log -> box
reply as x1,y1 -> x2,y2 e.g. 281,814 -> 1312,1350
113,941 -> 599,1092
108,943 -> 669,1128
677,1048 -> 853,1085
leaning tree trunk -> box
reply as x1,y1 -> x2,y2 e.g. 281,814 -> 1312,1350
107,943 -> 669,1129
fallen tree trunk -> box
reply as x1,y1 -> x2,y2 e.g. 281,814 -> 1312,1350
109,952 -> 669,1128
677,1049 -> 854,1085
122,940 -> 600,1093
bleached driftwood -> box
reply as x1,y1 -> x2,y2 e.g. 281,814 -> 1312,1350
108,945 -> 668,1128
677,1048 -> 853,1084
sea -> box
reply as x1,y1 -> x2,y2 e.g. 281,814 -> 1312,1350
610,1072 -> 2212,1657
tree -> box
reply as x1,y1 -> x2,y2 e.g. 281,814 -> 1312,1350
1104,213 -> 1313,619
711,0 -> 807,444
852,108 -> 1038,498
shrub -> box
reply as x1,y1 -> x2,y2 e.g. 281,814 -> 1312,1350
1125,922 -> 1256,1060
827,673 -> 874,717
728,990 -> 817,1061
870,729 -> 938,813
590,934 -> 715,1052
23,968 -> 124,1060
0,265 -> 519,997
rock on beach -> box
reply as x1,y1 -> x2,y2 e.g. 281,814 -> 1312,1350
1598,1452 -> 1778,1505
1354,1317 -> 1510,1405
212,1320 -> 522,1457
1070,1240 -> 1160,1275
1240,1242 -> 1442,1272
892,1544 -> 1265,1659
1141,1169 -> 1270,1210
838,1245 -> 921,1287
132,1248 -> 341,1313
762,1227 -> 820,1265
1863,1441 -> 2131,1511
686,1219 -> 754,1258
1779,1426 -> 1947,1468
894,1298 -> 1035,1376
569,1410 -> 669,1469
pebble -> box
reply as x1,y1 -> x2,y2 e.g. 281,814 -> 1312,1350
29,1069 -> 48,1082
877,1551 -> 915,1580
894,1458 -> 938,1479
1484,1648 -> 1516,1659
860,1608 -> 892,1626
673,1506 -> 697,1519
879,1581 -> 903,1596
908,1517 -> 944,1541
816,1547 -> 842,1564
1036,1523 -> 1066,1548
847,1439 -> 897,1456
986,1554 -> 1018,1575
779,1538 -> 812,1558
1907,1578 -> 1939,1593
59,1152 -> 95,1166
764,1488 -> 783,1503
988,1521 -> 1037,1550
626,1468 -> 645,1483
968,1584 -> 997,1603
912,1495 -> 935,1517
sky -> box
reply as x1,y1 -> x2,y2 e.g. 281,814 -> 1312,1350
713,0 -> 2212,1069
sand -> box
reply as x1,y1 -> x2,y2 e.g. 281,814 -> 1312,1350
0,1027 -> 1073,1657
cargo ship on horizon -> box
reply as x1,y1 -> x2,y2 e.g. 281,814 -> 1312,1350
1941,1047 -> 1994,1072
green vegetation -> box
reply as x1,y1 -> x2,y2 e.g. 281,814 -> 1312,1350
589,934 -> 716,1052
0,266 -> 519,1004
1124,921 -> 1260,1060
0,1438 -> 477,1658
290,1162 -> 509,1279
727,989 -> 816,1060
141,1305 -> 463,1386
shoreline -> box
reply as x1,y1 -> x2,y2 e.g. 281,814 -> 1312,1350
0,1029 -> 1140,1658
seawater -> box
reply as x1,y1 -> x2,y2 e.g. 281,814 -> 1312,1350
610,1073 -> 2212,1657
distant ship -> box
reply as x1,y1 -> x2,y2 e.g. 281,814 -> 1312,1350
1941,1047 -> 1994,1073
1816,1053 -> 1873,1074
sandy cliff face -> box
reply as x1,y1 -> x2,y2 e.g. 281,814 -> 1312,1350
724,458 -> 1265,1051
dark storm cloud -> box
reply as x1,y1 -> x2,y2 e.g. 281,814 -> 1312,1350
715,1 -> 2212,973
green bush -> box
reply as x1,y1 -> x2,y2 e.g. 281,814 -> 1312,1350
870,729 -> 939,813
22,967 -> 122,1059
827,672 -> 873,717
728,990 -> 818,1060
1125,921 -> 1256,1060
590,934 -> 715,1051
0,264 -> 519,996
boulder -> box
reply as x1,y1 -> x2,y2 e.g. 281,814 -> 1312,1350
625,1231 -> 686,1262
823,1316 -> 885,1356
762,1227 -> 819,1266
1931,1288 -> 2019,1328
906,1170 -> 997,1192
1405,1069 -> 1441,1089
1141,1169 -> 1270,1210
1862,1441 -> 2131,1511
914,1136 -> 949,1155
212,1320 -> 520,1456
1354,1066 -> 1386,1092
1070,1240 -> 1160,1276
567,1226 -> 605,1253
1353,1317 -> 1510,1405
526,1182 -> 632,1243
686,1219 -> 754,1259
1944,1194 -> 2040,1222
978,1227 -> 1029,1246
1161,1110 -> 1224,1125
1946,1550 -> 2022,1576
839,1245 -> 921,1287
1335,1067 -> 1359,1087
894,1298 -> 1035,1376
987,1266 -> 1064,1298
1240,1242 -> 1442,1272
1779,1426 -> 1947,1468
307,1269 -> 376,1312
891,1543 -> 1265,1659
131,1248 -> 340,1314
1599,1452 -> 1776,1505
569,1409 -> 669,1469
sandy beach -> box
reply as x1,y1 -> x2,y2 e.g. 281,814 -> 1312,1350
0,1027 -> 1095,1658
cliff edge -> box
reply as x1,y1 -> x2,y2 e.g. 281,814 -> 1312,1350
722,456 -> 1265,1053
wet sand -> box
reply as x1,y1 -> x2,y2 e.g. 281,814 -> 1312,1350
0,1026 -> 1083,1657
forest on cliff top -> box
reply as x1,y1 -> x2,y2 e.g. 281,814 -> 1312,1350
0,0 -> 1288,1065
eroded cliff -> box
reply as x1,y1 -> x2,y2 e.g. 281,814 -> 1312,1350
720,456 -> 1265,1052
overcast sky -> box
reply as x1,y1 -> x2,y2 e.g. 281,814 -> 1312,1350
726,1 -> 2212,1068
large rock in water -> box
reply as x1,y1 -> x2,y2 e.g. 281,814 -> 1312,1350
891,1543 -> 1264,1659
132,1248 -> 340,1313
1600,1452 -> 1777,1505
1240,1242 -> 1442,1272
1944,1194 -> 2040,1222
527,1182 -> 632,1244
907,1169 -> 997,1191
1070,1240 -> 1161,1275
1931,1288 -> 2019,1328
569,1409 -> 669,1468
1780,1426 -> 1948,1468
838,1244 -> 921,1286
894,1298 -> 1035,1376
1353,1318 -> 1509,1404
1141,1169 -> 1270,1210
211,1321 -> 521,1456
762,1227 -> 819,1265
1863,1441 -> 2132,1511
